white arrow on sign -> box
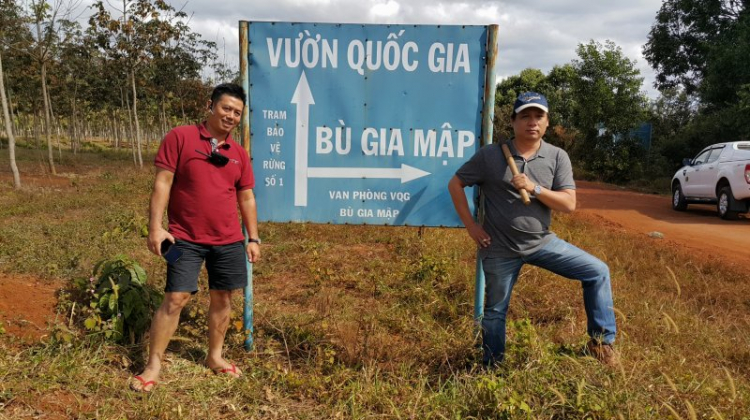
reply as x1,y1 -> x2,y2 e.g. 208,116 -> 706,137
308,164 -> 431,183
291,71 -> 432,207
292,71 -> 314,207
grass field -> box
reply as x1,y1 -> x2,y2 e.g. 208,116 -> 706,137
0,145 -> 748,419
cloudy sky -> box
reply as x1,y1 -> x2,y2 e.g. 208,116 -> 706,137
85,0 -> 665,97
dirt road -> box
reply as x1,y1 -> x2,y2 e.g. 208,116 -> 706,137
575,181 -> 749,269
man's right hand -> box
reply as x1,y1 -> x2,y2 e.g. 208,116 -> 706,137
467,222 -> 492,248
147,227 -> 175,256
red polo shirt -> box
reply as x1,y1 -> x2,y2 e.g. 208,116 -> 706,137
154,122 -> 254,245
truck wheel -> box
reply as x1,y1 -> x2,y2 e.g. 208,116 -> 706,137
672,184 -> 688,211
717,187 -> 740,220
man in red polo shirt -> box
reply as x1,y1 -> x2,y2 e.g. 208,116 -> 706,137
130,83 -> 261,392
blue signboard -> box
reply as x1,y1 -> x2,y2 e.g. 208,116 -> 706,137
244,22 -> 491,226
630,122 -> 653,150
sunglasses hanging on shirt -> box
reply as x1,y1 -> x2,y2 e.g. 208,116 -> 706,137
195,138 -> 229,166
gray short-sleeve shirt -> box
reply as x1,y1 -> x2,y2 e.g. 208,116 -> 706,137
455,140 -> 575,257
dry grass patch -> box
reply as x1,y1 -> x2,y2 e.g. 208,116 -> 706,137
0,147 -> 748,418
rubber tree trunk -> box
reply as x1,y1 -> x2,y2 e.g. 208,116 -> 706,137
0,51 -> 21,188
45,85 -> 61,160
36,20 -> 56,175
41,61 -> 55,174
123,87 -> 136,166
130,69 -> 143,169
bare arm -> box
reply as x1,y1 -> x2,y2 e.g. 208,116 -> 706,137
238,188 -> 261,263
511,173 -> 576,213
448,175 -> 492,248
147,168 -> 175,256
536,187 -> 576,213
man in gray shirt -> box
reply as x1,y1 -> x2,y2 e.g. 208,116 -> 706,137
448,92 -> 617,366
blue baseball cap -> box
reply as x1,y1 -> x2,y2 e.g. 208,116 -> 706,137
514,92 -> 549,113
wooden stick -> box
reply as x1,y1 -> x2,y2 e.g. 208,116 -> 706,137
501,143 -> 531,205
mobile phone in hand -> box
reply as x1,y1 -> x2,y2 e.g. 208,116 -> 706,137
160,239 -> 183,264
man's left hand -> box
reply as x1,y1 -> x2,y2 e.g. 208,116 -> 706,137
246,242 -> 261,263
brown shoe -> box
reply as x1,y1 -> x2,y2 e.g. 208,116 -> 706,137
586,340 -> 619,366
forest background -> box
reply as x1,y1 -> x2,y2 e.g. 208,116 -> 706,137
2,0 -> 749,188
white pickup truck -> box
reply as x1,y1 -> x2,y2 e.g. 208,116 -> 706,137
671,141 -> 750,219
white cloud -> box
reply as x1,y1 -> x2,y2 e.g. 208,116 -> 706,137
78,0 -> 665,97
371,1 -> 401,19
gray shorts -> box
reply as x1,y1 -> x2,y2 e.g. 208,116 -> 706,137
165,240 -> 248,293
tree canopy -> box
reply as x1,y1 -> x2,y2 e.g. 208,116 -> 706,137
643,0 -> 742,95
571,40 -> 646,144
644,0 -> 750,147
494,40 -> 648,182
0,0 -> 231,150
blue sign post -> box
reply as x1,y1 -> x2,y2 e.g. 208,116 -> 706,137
239,21 -> 498,348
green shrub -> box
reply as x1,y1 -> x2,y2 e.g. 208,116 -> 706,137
75,255 -> 162,343
579,136 -> 648,183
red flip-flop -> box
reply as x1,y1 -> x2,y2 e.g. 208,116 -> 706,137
212,363 -> 241,378
130,375 -> 157,393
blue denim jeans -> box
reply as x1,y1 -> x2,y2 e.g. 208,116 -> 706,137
481,237 -> 616,365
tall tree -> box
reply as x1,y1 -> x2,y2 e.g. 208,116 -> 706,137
643,0 -> 743,94
546,64 -> 578,130
701,13 -> 750,111
644,0 -> 750,144
56,18 -> 95,153
645,88 -> 697,170
90,0 -> 186,169
649,87 -> 695,140
570,40 -> 647,181
147,18 -> 216,128
0,0 -> 28,188
571,40 -> 646,144
1,50 -> 21,189
27,0 -> 74,175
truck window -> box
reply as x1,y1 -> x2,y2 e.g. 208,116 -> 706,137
706,147 -> 724,164
692,149 -> 711,165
